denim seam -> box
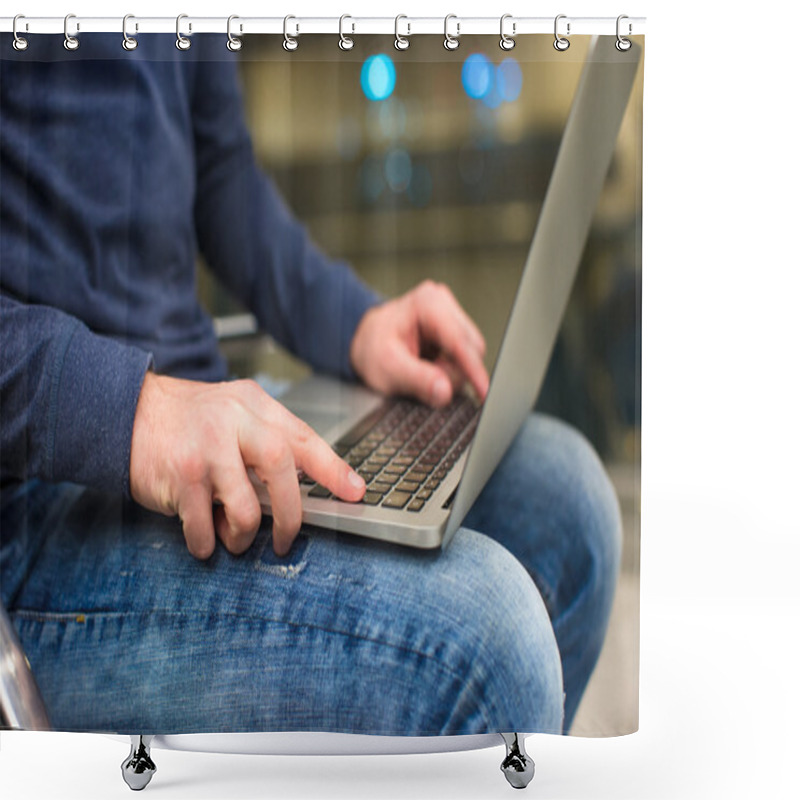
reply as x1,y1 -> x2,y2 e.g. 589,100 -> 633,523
13,606 -> 498,729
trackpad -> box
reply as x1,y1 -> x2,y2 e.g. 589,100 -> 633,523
278,375 -> 384,440
289,407 -> 352,438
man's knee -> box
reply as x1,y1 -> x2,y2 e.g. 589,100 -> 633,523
519,414 -> 622,600
427,530 -> 564,734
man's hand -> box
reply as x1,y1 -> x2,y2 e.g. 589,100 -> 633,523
130,374 -> 365,559
350,281 -> 490,407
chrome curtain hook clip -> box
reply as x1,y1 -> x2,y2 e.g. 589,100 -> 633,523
554,14 -> 570,51
339,14 -> 354,51
176,14 -> 191,50
12,15 -> 28,51
444,14 -> 460,51
122,14 -> 138,51
616,14 -> 632,51
227,15 -> 242,51
283,15 -> 299,51
394,15 -> 410,51
499,14 -> 515,51
63,13 -> 79,51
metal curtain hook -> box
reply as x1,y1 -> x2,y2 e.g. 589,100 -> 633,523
499,14 -> 515,51
554,14 -> 570,51
616,14 -> 632,51
12,15 -> 28,51
283,15 -> 299,51
394,15 -> 410,51
339,14 -> 354,50
122,15 -> 138,51
63,13 -> 79,51
444,14 -> 460,51
176,14 -> 191,50
227,15 -> 242,51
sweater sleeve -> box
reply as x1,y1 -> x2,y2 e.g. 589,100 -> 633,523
189,52 -> 380,379
0,292 -> 153,494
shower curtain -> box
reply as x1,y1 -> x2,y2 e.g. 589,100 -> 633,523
0,23 -> 643,752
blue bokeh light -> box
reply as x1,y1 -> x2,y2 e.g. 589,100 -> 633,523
461,53 -> 493,99
496,58 -> 523,102
361,54 -> 396,102
481,78 -> 504,109
384,148 -> 412,193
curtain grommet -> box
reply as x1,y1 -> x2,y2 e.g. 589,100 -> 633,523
12,15 -> 29,51
554,15 -> 570,52
176,14 -> 191,51
616,15 -> 632,51
339,14 -> 355,51
283,15 -> 299,51
63,14 -> 80,51
122,14 -> 138,51
227,15 -> 243,52
394,15 -> 411,51
444,14 -> 460,51
499,14 -> 515,51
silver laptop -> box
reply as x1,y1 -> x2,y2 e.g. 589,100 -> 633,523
254,36 -> 641,549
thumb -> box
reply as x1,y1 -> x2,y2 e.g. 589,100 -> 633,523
390,347 -> 454,407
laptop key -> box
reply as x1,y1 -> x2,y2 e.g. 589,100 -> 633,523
382,491 -> 412,509
397,480 -> 420,493
335,402 -> 393,448
383,464 -> 406,475
408,498 -> 426,512
308,484 -> 332,498
405,471 -> 428,483
361,492 -> 383,506
371,481 -> 394,495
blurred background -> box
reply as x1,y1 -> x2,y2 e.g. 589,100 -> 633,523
199,34 -> 643,736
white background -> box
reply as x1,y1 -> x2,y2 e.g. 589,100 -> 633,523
2,1 -> 799,798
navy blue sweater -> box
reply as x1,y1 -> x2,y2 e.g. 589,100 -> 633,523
0,34 -> 379,496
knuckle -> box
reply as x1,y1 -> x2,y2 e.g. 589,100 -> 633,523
263,439 -> 293,476
222,392 -> 247,418
293,419 -> 315,449
176,448 -> 207,485
236,378 -> 262,397
236,501 -> 263,535
226,528 -> 254,556
227,379 -> 263,413
419,279 -> 437,298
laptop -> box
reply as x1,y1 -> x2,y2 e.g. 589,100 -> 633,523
253,36 -> 641,549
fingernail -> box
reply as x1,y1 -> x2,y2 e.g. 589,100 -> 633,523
432,376 -> 450,405
348,470 -> 365,489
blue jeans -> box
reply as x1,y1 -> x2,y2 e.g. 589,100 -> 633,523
0,414 -> 621,735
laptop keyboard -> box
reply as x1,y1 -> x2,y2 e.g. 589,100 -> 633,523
303,395 -> 481,512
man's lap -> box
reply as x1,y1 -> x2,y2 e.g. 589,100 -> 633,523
1,412 -> 618,735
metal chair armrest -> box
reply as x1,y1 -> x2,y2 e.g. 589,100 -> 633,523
0,600 -> 50,730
